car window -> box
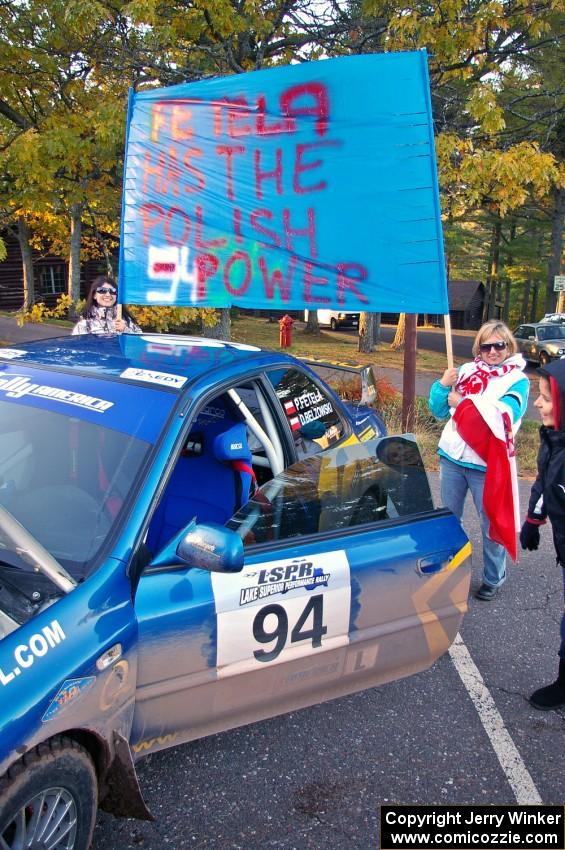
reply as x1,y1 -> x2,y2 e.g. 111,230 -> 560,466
514,326 -> 525,338
266,367 -> 345,458
538,326 -> 565,341
227,435 -> 433,547
146,382 -> 286,554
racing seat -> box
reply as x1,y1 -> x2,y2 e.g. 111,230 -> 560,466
147,421 -> 256,553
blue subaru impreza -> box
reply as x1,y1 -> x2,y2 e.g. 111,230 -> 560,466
0,334 -> 470,849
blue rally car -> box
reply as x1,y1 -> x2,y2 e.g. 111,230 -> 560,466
0,334 -> 471,849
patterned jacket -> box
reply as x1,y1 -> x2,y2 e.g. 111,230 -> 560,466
72,306 -> 142,336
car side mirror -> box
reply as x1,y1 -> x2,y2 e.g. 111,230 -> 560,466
149,520 -> 244,573
178,522 -> 244,572
528,335 -> 535,340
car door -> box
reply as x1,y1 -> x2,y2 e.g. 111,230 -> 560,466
130,435 -> 471,757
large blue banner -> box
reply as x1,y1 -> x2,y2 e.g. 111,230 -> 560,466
119,51 -> 448,313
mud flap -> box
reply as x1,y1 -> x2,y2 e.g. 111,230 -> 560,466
99,731 -> 154,820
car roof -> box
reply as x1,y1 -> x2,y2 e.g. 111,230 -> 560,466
518,322 -> 563,330
0,334 -> 294,392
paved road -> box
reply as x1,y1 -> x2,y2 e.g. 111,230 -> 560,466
0,316 -> 71,343
378,323 -> 475,360
92,474 -> 564,850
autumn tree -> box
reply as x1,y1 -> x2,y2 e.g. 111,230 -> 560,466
373,0 -> 564,315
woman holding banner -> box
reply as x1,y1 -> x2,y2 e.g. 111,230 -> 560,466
72,276 -> 142,336
428,320 -> 529,601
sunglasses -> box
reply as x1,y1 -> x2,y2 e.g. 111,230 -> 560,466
479,341 -> 507,353
96,287 -> 117,296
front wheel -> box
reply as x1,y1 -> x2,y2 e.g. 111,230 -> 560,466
539,351 -> 550,367
330,318 -> 338,331
0,737 -> 97,850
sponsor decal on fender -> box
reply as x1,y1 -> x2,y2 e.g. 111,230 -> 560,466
42,676 -> 95,722
0,620 -> 66,686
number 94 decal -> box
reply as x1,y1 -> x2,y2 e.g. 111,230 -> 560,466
212,550 -> 351,676
253,595 -> 327,662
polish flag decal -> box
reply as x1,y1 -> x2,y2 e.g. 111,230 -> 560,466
284,400 -> 297,415
289,416 -> 301,431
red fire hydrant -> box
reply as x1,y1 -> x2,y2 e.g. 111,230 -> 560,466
279,314 -> 294,348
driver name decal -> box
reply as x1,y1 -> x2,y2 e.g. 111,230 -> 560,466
0,376 -> 113,412
211,550 -> 350,676
279,385 -> 334,432
0,620 -> 66,687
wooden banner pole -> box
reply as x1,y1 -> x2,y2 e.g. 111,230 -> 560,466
401,314 -> 417,433
444,313 -> 454,370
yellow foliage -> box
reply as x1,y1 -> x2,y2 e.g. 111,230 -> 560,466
437,132 -> 560,219
17,302 -> 53,325
128,305 -> 219,333
18,294 -> 74,325
467,86 -> 506,133
51,294 -> 74,318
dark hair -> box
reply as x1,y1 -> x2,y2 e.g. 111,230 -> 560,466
82,275 -> 136,324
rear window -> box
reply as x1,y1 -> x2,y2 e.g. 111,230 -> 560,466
267,367 -> 344,457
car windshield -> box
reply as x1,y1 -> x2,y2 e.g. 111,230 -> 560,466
538,326 -> 565,341
0,400 -> 151,581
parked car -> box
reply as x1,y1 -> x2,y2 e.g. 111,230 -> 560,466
0,334 -> 471,849
540,313 -> 565,325
304,309 -> 360,331
513,322 -> 565,366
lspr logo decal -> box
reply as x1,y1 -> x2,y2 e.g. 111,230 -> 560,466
239,562 -> 329,606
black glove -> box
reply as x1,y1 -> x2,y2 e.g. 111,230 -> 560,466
520,520 -> 541,551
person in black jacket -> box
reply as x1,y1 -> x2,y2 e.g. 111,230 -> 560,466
520,358 -> 565,710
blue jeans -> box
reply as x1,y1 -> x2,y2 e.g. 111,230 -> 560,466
439,456 -> 506,588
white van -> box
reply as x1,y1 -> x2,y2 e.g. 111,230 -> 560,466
304,309 -> 360,331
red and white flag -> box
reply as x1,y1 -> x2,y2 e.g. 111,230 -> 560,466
289,416 -> 301,431
284,399 -> 297,415
453,397 -> 520,561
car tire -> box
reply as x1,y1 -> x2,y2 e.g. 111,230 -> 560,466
0,736 -> 97,850
330,318 -> 338,331
539,351 -> 550,366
